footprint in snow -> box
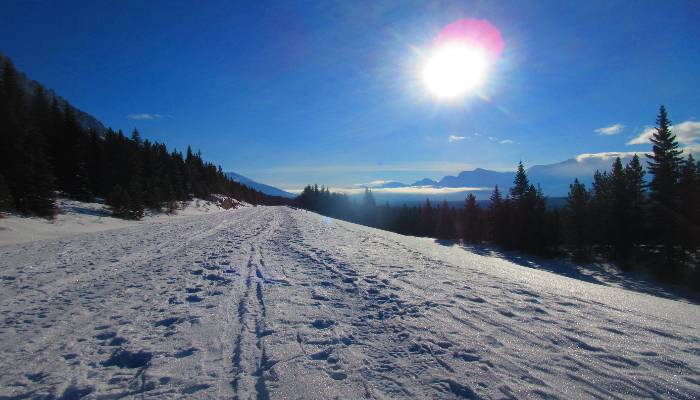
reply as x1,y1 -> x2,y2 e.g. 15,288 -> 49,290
107,336 -> 127,346
186,295 -> 203,303
181,384 -> 211,394
204,274 -> 231,284
328,371 -> 347,380
101,348 -> 152,369
311,319 -> 335,329
58,384 -> 94,400
154,317 -> 185,328
94,331 -> 117,340
174,347 -> 198,358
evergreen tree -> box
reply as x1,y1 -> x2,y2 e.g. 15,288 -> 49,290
524,183 -> 548,253
420,199 -> 434,236
0,173 -> 10,211
506,162 -> 532,249
646,105 -> 684,271
510,161 -> 529,201
435,200 -> 452,239
126,180 -> 145,219
591,170 -> 612,247
624,154 -> 646,247
464,193 -> 480,243
563,179 -> 591,260
106,184 -> 133,219
489,185 -> 505,244
0,59 -> 25,197
10,129 -> 56,217
504,162 -> 548,253
362,188 -> 377,226
610,157 -> 630,260
363,188 -> 376,208
678,154 -> 699,251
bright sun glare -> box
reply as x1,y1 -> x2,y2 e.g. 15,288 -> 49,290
422,42 -> 488,100
421,18 -> 504,101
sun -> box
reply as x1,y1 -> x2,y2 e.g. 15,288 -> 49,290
422,42 -> 488,100
420,18 -> 504,101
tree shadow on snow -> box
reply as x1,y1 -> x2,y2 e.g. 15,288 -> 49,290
60,203 -> 111,218
433,239 -> 700,305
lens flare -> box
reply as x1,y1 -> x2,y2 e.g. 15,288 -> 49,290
422,18 -> 504,100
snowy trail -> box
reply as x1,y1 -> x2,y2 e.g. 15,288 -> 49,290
0,206 -> 698,399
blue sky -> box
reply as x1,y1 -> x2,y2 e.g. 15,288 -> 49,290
2,0 -> 699,190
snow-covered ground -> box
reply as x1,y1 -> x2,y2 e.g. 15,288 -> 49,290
0,197 -> 244,246
0,206 -> 698,399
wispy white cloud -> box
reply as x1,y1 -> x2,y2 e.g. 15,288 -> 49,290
127,113 -> 166,120
487,136 -> 498,141
575,151 -> 641,162
448,135 -> 466,142
594,123 -> 624,136
499,139 -> 514,145
570,148 -> 698,177
681,143 -> 700,156
627,120 -> 700,145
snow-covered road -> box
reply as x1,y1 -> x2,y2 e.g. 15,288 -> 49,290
1,206 -> 698,399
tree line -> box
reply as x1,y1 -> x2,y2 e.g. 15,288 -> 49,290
298,106 -> 699,287
0,58 -> 287,218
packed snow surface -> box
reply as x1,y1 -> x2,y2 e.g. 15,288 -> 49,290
0,206 -> 698,399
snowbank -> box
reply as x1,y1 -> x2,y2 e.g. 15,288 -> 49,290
0,196 -> 248,246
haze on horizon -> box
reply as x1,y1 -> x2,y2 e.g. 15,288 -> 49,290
1,0 -> 699,190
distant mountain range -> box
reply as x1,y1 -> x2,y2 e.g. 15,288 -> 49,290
224,172 -> 295,198
362,153 -> 642,199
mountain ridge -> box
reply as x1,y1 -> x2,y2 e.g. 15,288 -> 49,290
0,53 -> 106,134
371,154 -> 643,197
224,172 -> 295,198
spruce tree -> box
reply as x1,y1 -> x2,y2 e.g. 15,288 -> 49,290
624,154 -> 647,253
0,173 -> 10,211
678,154 -> 699,251
610,157 -> 630,260
11,129 -> 56,217
646,105 -> 684,271
564,179 -> 591,260
0,59 -> 25,196
126,180 -> 145,219
591,170 -> 612,246
510,161 -> 529,202
106,184 -> 132,219
420,199 -> 434,236
362,188 -> 377,226
363,188 -> 376,208
489,185 -> 505,244
464,193 -> 480,243
435,200 -> 452,239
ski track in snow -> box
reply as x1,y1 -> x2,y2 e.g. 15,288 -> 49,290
0,206 -> 698,399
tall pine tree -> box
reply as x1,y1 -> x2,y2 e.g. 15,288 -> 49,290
463,193 -> 480,243
624,154 -> 646,246
563,179 -> 591,260
678,154 -> 699,251
489,185 -> 506,245
646,105 -> 684,273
